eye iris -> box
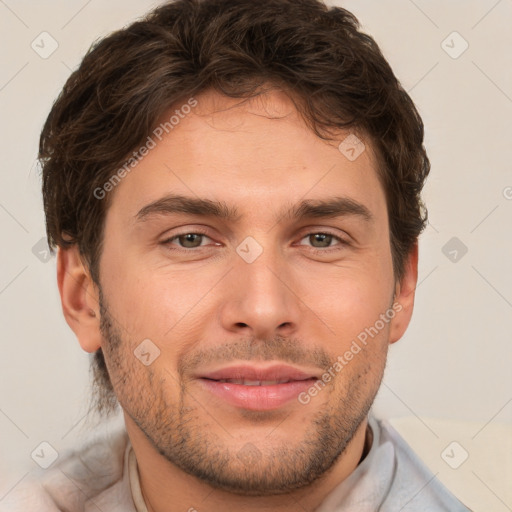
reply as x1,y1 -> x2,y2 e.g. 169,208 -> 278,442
310,233 -> 332,248
179,233 -> 202,248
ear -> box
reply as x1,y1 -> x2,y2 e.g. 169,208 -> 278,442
388,242 -> 419,344
57,245 -> 102,353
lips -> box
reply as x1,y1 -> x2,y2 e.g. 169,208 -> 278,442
196,364 -> 319,411
199,364 -> 318,382
214,379 -> 292,385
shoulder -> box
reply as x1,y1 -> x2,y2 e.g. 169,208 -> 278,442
0,428 -> 130,512
374,417 -> 472,511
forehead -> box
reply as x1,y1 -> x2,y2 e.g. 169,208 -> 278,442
105,88 -> 387,227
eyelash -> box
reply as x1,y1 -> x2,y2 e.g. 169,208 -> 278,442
161,229 -> 349,254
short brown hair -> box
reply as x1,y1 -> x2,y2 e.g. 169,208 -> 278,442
40,0 -> 429,416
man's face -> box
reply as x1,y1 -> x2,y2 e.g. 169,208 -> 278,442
94,89 -> 404,494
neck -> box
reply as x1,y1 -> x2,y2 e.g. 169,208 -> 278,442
125,414 -> 371,512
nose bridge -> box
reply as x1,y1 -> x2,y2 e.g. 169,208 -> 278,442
221,235 -> 301,337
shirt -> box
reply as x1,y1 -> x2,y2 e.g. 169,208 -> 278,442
0,416 -> 471,511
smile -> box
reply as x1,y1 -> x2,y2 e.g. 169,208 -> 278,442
196,363 -> 320,411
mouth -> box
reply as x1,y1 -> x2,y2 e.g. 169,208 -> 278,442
209,378 -> 304,385
195,364 -> 320,411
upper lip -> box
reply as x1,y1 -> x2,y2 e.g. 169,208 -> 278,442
196,363 -> 320,382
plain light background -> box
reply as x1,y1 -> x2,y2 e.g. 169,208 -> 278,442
0,0 -> 511,510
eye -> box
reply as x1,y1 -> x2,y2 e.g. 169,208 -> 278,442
297,232 -> 347,250
163,231 -> 215,249
161,230 -> 348,253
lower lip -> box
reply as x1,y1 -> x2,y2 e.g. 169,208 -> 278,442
198,378 -> 317,411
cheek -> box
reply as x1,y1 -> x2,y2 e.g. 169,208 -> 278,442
100,251 -> 187,327
100,258 -> 221,364
299,264 -> 394,344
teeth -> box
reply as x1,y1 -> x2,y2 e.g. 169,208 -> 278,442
216,379 -> 291,386
243,380 -> 261,386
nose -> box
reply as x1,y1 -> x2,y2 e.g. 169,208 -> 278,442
219,243 -> 302,341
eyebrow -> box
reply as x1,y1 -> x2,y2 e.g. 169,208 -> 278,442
135,193 -> 373,224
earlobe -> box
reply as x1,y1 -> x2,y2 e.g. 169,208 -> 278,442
389,242 -> 419,344
57,246 -> 102,353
